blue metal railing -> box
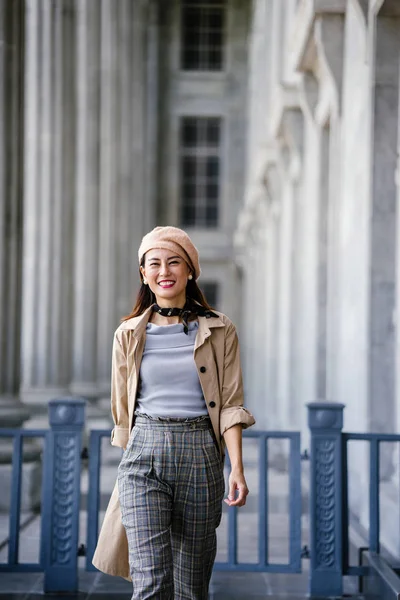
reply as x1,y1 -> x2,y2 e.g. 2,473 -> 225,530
85,428 -> 113,572
1,398 -> 400,598
85,429 -> 302,573
0,429 -> 47,572
341,432 -> 400,578
0,398 -> 85,593
214,430 -> 302,573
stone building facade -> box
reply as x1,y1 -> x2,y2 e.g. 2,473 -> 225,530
2,0 -> 400,556
0,0 -> 249,432
237,0 -> 400,556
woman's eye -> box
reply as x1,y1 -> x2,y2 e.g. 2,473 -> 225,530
169,261 -> 179,265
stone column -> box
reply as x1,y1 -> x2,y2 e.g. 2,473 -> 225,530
96,0 -> 119,395
369,14 -> 399,447
397,39 -> 400,439
0,0 -> 30,436
0,0 -> 41,510
95,0 -> 158,403
70,0 -> 100,399
316,124 -> 330,402
265,165 -> 282,429
144,0 -> 159,230
285,110 -> 304,430
276,147 -> 294,430
20,0 -> 75,409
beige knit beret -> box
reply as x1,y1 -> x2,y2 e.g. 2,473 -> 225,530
138,226 -> 201,280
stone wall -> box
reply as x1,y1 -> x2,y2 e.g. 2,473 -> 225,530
236,0 -> 400,556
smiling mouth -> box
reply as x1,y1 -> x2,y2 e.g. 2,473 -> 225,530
158,280 -> 175,287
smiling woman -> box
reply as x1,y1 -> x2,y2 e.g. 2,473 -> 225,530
141,250 -> 192,311
92,225 -> 255,600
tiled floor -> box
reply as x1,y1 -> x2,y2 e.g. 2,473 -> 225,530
0,570 -> 365,599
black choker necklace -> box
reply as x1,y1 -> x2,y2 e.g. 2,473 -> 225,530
152,301 -> 218,334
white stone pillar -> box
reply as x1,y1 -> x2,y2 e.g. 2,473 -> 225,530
369,15 -> 400,441
284,110 -> 304,430
131,0 -> 154,238
70,0 -> 100,398
265,166 -> 282,430
396,34 -> 400,439
315,124 -> 330,402
276,148 -> 294,430
95,0 -> 158,399
96,0 -> 119,394
0,0 -> 41,509
0,0 -> 30,430
115,0 -> 140,317
21,0 -> 74,407
145,0 -> 159,231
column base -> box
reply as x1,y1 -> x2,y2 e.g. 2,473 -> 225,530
19,386 -> 70,407
0,394 -> 31,427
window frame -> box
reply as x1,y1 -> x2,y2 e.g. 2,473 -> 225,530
179,0 -> 228,73
178,116 -> 223,229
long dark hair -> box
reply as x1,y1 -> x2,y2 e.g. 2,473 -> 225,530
121,257 -> 214,322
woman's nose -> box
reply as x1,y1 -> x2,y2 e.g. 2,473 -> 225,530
159,262 -> 170,276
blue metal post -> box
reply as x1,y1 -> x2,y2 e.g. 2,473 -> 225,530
308,402 -> 345,597
42,398 -> 86,593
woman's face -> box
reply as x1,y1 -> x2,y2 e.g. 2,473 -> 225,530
140,248 -> 192,307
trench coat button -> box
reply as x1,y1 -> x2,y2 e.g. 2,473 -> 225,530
209,401 -> 216,408
200,366 -> 206,373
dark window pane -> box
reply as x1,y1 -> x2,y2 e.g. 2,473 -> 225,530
184,0 -> 225,4
208,31 -> 222,47
206,157 -> 219,178
183,31 -> 201,47
180,117 -> 221,229
181,204 -> 196,226
182,183 -> 197,200
205,203 -> 218,226
181,119 -> 198,147
182,8 -> 199,28
208,11 -> 223,28
206,120 -> 220,145
181,3 -> 224,71
208,50 -> 222,69
182,50 -> 200,70
206,182 -> 219,199
182,156 -> 197,179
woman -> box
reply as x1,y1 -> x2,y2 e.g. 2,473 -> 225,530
93,226 -> 255,600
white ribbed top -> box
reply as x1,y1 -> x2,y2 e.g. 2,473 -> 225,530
135,320 -> 208,418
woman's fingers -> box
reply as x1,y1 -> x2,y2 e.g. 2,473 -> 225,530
224,476 -> 249,507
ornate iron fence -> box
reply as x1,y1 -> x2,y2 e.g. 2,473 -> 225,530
0,398 -> 399,597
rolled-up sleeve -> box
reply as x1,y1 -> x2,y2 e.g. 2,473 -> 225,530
110,331 -> 130,449
220,323 -> 255,436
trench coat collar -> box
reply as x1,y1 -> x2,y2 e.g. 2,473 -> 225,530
118,303 -> 225,348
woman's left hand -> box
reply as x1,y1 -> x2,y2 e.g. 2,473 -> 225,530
224,468 -> 249,507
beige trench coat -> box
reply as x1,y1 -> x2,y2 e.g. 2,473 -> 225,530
92,305 -> 255,580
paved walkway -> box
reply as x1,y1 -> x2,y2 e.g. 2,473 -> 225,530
0,569 -> 365,599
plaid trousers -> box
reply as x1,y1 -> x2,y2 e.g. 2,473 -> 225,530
117,414 -> 225,600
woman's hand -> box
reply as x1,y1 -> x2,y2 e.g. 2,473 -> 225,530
222,424 -> 249,507
224,468 -> 249,507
